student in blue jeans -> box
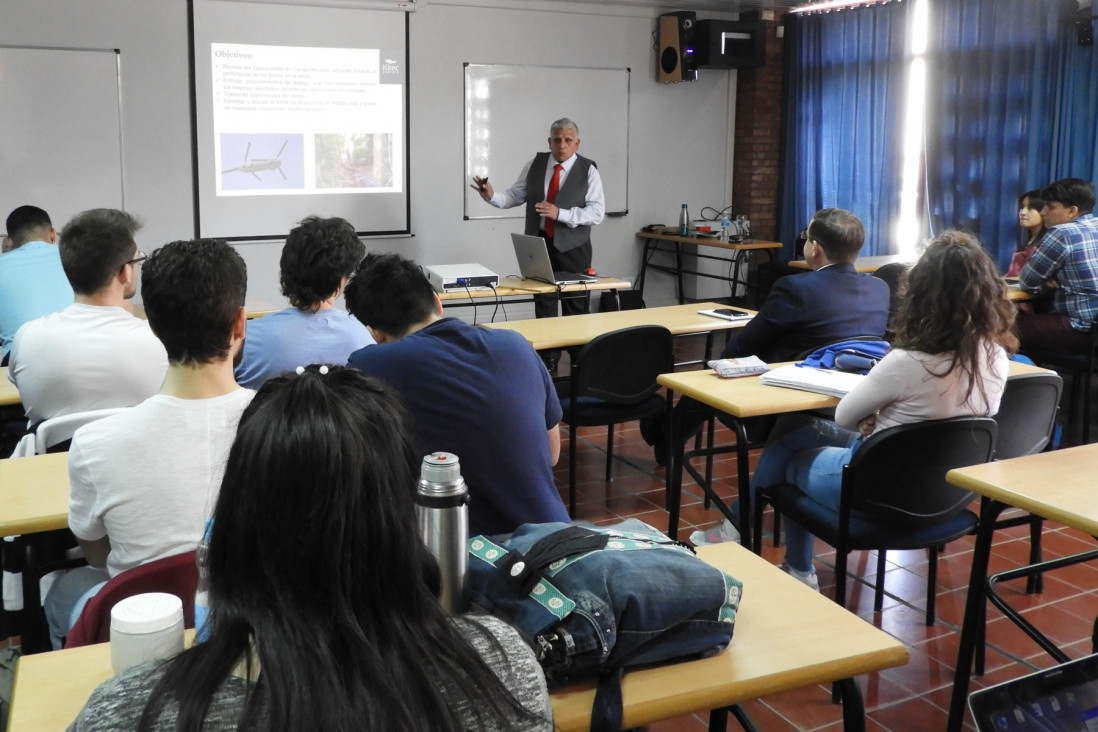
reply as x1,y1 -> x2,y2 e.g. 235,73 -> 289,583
695,231 -> 1018,591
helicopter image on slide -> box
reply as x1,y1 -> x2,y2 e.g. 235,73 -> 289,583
221,140 -> 289,181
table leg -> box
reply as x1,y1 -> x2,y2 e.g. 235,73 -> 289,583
946,498 -> 1007,732
666,390 -> 684,540
836,677 -> 866,732
675,242 -> 685,305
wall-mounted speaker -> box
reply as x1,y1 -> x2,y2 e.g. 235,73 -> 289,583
658,11 -> 697,83
694,19 -> 766,69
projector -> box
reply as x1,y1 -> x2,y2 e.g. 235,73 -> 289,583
423,263 -> 500,293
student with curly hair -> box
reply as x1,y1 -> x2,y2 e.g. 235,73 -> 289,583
234,216 -> 373,388
697,231 -> 1015,591
69,366 -> 552,731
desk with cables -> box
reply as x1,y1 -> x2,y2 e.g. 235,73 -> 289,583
437,275 -> 632,317
635,229 -> 781,305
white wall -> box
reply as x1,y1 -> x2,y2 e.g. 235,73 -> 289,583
2,0 -> 738,312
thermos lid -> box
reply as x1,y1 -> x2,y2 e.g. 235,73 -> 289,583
421,452 -> 461,483
111,592 -> 184,635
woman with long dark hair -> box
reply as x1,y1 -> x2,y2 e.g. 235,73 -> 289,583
70,366 -> 552,731
1005,189 -> 1048,277
693,231 -> 1015,590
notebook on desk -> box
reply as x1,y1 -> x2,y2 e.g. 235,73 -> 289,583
511,233 -> 597,286
969,653 -> 1098,731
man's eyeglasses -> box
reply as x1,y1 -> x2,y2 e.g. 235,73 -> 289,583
800,229 -> 813,242
126,250 -> 146,266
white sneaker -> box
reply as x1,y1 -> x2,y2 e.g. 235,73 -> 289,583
689,519 -> 741,546
781,561 -> 820,592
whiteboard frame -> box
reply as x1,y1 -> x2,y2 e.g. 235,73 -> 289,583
463,63 -> 630,221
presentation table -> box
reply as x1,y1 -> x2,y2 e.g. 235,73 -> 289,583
132,297 -> 280,321
8,541 -> 908,732
437,275 -> 631,314
944,442 -> 1098,732
635,228 -> 782,304
658,360 -> 1052,549
479,301 -> 754,353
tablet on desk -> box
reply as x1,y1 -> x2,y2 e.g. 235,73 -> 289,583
698,308 -> 753,323
969,653 -> 1098,731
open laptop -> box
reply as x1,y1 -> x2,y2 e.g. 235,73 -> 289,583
511,233 -> 597,286
969,653 -> 1098,731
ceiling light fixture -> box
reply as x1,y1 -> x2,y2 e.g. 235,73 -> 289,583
790,0 -> 893,13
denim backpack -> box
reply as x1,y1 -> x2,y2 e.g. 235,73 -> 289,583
467,519 -> 743,731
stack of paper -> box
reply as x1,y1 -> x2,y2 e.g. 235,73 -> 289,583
758,364 -> 865,398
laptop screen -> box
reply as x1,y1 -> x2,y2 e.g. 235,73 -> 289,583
970,654 -> 1098,731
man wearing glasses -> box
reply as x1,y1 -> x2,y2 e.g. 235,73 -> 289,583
642,208 -> 890,475
8,208 -> 167,426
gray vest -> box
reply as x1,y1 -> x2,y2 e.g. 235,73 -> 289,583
524,152 -> 596,254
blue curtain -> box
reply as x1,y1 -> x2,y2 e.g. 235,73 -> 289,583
778,1 -> 911,257
1050,13 -> 1098,183
924,0 -> 1069,270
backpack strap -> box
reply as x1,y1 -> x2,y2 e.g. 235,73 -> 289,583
497,525 -> 609,594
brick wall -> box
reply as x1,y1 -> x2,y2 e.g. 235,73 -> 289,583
732,11 -> 787,243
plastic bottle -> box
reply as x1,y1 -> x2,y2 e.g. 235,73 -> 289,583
678,204 -> 690,237
720,215 -> 731,242
737,215 -> 752,241
193,518 -> 213,641
416,452 -> 469,614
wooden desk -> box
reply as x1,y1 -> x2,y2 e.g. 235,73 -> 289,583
945,443 -> 1098,732
438,275 -> 631,314
636,229 -> 782,304
132,298 -> 279,320
0,366 -> 20,407
658,360 -> 1053,547
480,302 -> 754,352
0,453 -> 69,538
9,542 -> 908,732
788,254 -> 911,273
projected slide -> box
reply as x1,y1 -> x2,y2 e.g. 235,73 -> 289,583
212,43 -> 400,197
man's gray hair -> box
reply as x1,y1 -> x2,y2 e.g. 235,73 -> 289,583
550,118 -> 579,136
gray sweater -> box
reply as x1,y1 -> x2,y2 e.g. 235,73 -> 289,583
68,615 -> 553,731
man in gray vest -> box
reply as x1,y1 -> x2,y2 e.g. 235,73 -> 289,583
472,118 -> 605,369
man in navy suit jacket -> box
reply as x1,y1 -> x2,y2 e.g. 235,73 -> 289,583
643,208 -> 891,463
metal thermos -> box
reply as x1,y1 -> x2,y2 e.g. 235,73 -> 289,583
416,452 -> 469,613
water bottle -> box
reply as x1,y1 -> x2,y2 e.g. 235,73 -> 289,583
417,452 -> 469,614
193,518 -> 213,641
678,204 -> 690,237
720,215 -> 731,242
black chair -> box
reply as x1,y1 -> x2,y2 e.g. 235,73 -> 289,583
558,325 -> 674,516
754,416 -> 997,625
971,371 -> 1063,673
1022,316 -> 1098,444
871,262 -> 910,342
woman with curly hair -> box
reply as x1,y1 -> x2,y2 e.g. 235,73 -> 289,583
698,230 -> 1016,591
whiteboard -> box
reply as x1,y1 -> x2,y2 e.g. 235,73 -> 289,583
0,46 -> 124,227
464,64 -> 629,219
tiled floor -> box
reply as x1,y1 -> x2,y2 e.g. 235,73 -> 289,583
550,334 -> 1098,731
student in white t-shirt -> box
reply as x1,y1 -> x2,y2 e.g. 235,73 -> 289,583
44,239 -> 254,649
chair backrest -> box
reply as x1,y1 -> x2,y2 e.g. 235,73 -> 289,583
843,416 -> 997,527
571,325 -> 674,406
10,407 -> 129,458
993,372 -> 1062,460
64,550 -> 198,648
872,262 -> 910,339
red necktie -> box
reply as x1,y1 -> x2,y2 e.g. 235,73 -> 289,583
544,163 -> 563,238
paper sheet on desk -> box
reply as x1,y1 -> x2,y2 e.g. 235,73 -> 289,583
758,363 -> 864,398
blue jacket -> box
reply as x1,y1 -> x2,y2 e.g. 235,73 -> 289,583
723,262 -> 890,362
